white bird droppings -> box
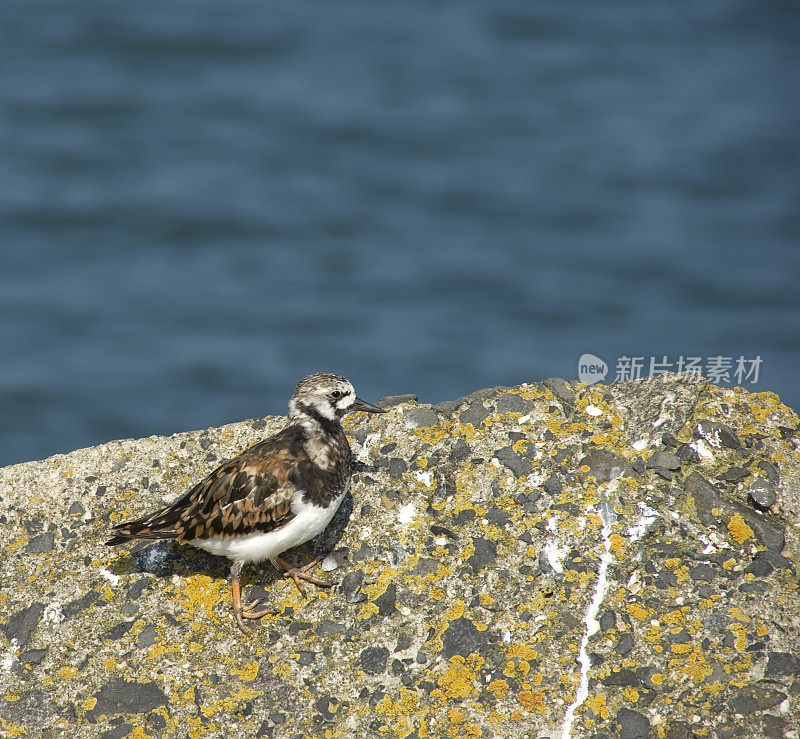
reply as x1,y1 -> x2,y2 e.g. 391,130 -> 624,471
397,503 -> 416,524
43,602 -> 64,626
99,568 -> 121,586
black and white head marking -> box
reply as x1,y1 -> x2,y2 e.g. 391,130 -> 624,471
288,372 -> 356,425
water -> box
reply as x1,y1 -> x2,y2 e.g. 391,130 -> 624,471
1,0 -> 798,467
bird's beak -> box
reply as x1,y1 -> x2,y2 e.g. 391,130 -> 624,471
352,397 -> 387,414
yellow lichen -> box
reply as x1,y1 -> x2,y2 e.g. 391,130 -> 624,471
445,600 -> 465,621
584,693 -> 609,719
231,660 -> 259,681
488,679 -> 510,699
437,655 -> 483,700
727,513 -> 754,544
626,603 -> 652,620
518,689 -> 546,713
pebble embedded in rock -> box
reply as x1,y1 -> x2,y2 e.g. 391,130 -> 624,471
376,394 -> 418,409
616,706 -> 651,739
432,399 -> 460,415
90,677 -> 167,717
676,443 -> 700,463
19,648 -> 48,665
646,451 -> 681,471
373,583 -> 397,617
495,394 -> 535,415
341,571 -> 365,603
449,439 -> 470,461
765,652 -> 800,679
321,547 -> 349,572
467,537 -> 497,573
697,421 -> 741,449
359,646 -> 389,675
441,617 -> 498,659
601,668 -> 638,686
542,475 -> 562,495
3,603 -> 45,646
748,477 -> 777,510
459,403 -> 490,427
26,532 -> 55,554
599,610 -> 617,632
403,407 -> 439,429
492,445 -> 531,477
729,684 -> 787,715
544,377 -> 575,404
720,466 -> 749,484
485,508 -> 510,527
758,459 -> 780,485
615,633 -> 634,655
104,620 -> 134,641
579,449 -> 632,482
387,458 -> 407,479
136,624 -> 157,648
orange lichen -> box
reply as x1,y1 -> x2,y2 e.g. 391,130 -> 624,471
518,689 -> 546,713
727,513 -> 754,544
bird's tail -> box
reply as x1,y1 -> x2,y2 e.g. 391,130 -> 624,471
105,510 -> 181,546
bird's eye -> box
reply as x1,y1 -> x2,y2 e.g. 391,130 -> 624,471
331,390 -> 343,400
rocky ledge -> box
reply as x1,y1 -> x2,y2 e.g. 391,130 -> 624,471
1,374 -> 798,738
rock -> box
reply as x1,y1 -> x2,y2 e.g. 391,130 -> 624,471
3,603 -> 44,646
492,445 -> 531,477
720,466 -> 749,484
646,451 -> 681,471
495,393 -> 535,415
358,646 -> 389,675
467,537 -> 497,573
402,407 -> 439,429
459,403 -> 490,427
89,678 -> 167,717
376,394 -> 418,408
579,448 -> 632,482
616,707 -> 651,738
765,652 -> 800,679
26,532 -> 55,554
748,477 -> 777,510
1,375 -> 798,738
697,420 -> 741,449
543,377 -> 575,404
440,617 -> 498,658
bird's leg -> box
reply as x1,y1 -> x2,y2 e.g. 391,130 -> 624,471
274,555 -> 332,597
230,561 -> 271,637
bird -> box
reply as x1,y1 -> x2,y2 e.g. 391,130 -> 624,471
106,372 -> 386,636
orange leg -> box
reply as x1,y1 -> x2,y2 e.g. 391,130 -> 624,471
231,561 -> 271,637
274,555 -> 332,597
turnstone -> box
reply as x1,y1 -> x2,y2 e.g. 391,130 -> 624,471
106,373 -> 385,636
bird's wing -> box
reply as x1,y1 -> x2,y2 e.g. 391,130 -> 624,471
106,431 -> 306,545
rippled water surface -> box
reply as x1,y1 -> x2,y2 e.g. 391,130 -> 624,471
1,1 -> 798,465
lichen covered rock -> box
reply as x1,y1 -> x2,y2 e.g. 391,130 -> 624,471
1,374 -> 798,737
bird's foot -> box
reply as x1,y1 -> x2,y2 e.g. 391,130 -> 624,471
275,556 -> 333,597
233,599 -> 272,637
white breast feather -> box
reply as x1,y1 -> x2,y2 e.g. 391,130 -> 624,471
189,491 -> 345,563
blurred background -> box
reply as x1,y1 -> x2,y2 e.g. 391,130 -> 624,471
1,0 -> 798,466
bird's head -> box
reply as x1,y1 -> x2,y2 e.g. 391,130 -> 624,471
289,373 -> 385,424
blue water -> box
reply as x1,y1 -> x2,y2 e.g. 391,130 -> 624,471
1,1 -> 798,467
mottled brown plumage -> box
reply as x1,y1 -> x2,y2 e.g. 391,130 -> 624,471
106,373 -> 385,635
